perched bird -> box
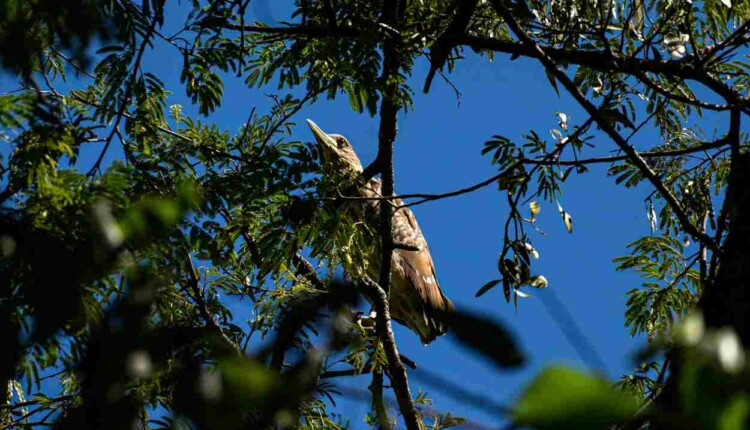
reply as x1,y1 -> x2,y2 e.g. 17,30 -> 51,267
306,119 -> 454,344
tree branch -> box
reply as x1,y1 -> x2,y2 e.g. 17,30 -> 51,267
708,109 -> 741,282
457,34 -> 750,113
328,136 -> 729,212
87,11 -> 160,177
212,19 -> 750,112
636,72 -> 731,111
184,253 -> 243,356
370,370 -> 391,429
372,2 -> 421,427
360,276 -> 420,430
489,0 -> 719,253
206,22 -> 358,38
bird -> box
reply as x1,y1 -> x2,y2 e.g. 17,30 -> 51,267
306,119 -> 454,345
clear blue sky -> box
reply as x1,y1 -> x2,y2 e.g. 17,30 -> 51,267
3,1 -> 698,428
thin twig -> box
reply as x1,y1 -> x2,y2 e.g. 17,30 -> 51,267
184,252 -> 243,356
489,0 -> 718,253
327,138 -> 728,210
87,12 -> 160,177
360,276 -> 420,430
370,370 -> 391,429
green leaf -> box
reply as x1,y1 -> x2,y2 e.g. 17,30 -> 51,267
719,395 -> 750,430
600,108 -> 635,129
476,279 -> 502,297
220,358 -> 277,404
529,201 -> 540,219
545,68 -> 559,96
513,366 -> 639,429
438,308 -> 524,369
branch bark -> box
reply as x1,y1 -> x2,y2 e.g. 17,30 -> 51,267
330,137 -> 729,210
370,370 -> 391,429
365,3 -> 422,428
361,276 -> 420,430
489,0 -> 718,253
184,253 -> 243,356
654,110 -> 750,428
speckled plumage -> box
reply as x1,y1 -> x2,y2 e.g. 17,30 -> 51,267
361,177 -> 454,344
307,119 -> 453,344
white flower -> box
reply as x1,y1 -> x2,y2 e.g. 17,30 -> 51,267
664,34 -> 690,59
126,350 -> 152,379
524,243 -> 540,259
647,202 -> 658,233
710,328 -> 745,373
550,128 -> 564,143
198,369 -> 223,402
92,200 -> 124,250
556,112 -> 568,130
674,312 -> 704,346
670,45 -> 686,59
593,75 -> 604,95
530,275 -> 548,289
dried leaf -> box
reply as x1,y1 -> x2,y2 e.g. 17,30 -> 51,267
530,201 -> 541,221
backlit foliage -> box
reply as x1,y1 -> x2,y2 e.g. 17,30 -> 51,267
3,0 -> 750,429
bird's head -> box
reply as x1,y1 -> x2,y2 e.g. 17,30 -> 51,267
306,119 -> 363,174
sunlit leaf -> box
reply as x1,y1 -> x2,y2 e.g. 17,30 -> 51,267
530,201 -> 540,221
719,395 -> 750,430
513,366 -> 639,429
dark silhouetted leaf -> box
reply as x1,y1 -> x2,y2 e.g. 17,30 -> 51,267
438,307 -> 524,369
476,279 -> 502,297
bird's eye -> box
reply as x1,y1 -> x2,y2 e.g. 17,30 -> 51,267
336,137 -> 348,148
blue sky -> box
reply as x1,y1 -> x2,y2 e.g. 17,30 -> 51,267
2,1 -> 706,428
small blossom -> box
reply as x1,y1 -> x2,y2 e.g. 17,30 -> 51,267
198,369 -> 223,402
126,350 -> 152,379
530,275 -> 548,289
93,200 -> 124,250
715,328 -> 745,373
664,34 -> 690,59
675,312 -> 705,346
524,243 -> 540,259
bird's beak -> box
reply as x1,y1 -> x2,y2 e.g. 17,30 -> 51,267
306,119 -> 338,155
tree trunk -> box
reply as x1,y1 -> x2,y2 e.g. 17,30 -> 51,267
655,149 -> 750,428
700,150 -> 750,341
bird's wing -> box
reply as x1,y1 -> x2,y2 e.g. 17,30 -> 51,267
362,177 -> 453,312
393,205 -> 453,313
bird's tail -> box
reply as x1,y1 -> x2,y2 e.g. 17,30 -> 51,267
418,296 -> 455,345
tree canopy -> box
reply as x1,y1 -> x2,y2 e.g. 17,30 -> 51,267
2,0 -> 750,429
